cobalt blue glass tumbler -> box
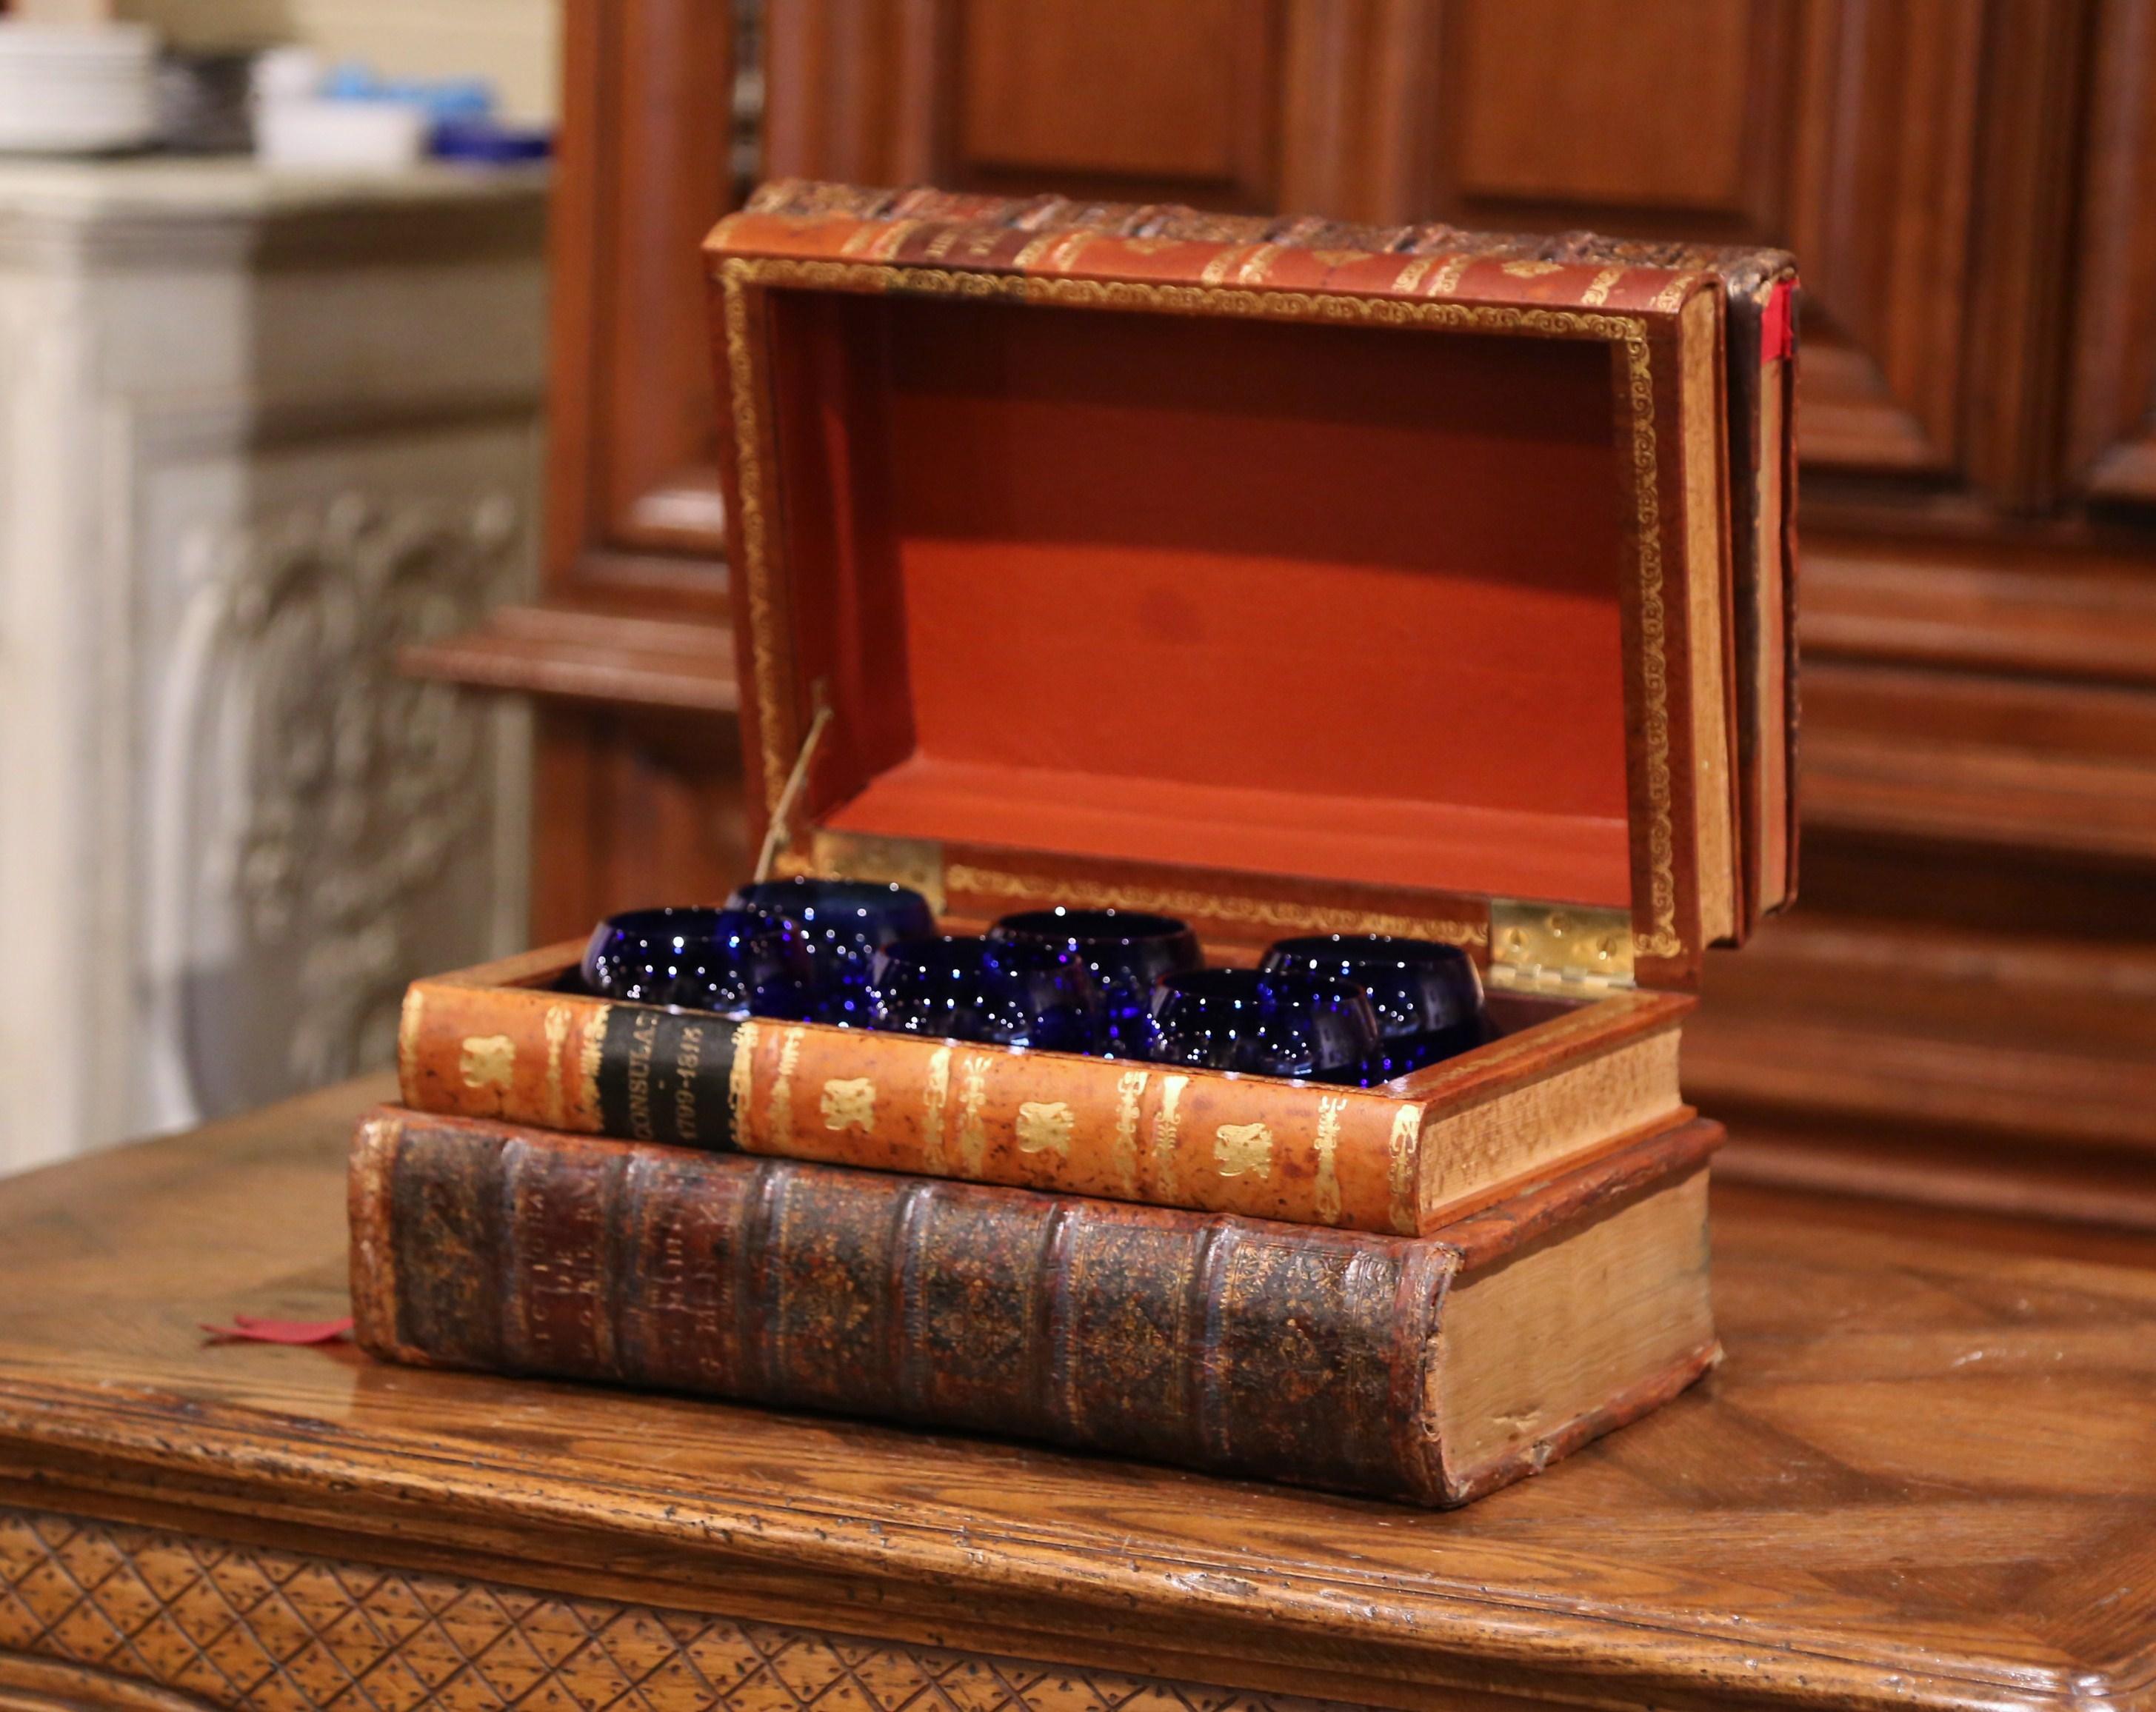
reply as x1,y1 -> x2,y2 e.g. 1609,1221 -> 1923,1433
580,906 -> 811,1016
867,935 -> 1098,1051
1148,969 -> 1379,1080
1260,934 -> 1486,1077
726,876 -> 937,1026
986,908 -> 1202,1057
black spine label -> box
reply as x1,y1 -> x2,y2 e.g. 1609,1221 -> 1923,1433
595,1006 -> 742,1149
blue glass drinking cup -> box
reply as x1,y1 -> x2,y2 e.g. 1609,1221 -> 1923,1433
1260,934 -> 1486,1080
1147,968 -> 1380,1080
726,877 -> 937,1026
986,907 -> 1202,1057
867,934 -> 1099,1051
580,906 -> 812,1016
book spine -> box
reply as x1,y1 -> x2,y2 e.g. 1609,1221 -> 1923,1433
709,207 -> 1714,318
399,974 -> 1446,1232
400,966 -> 1691,1232
397,978 -> 744,1148
727,1017 -> 1430,1232
350,1110 -> 1458,1505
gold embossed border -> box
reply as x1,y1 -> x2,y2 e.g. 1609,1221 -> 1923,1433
944,863 -> 1486,948
717,255 -> 1685,964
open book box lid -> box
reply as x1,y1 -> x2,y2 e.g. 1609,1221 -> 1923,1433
703,184 -> 1799,994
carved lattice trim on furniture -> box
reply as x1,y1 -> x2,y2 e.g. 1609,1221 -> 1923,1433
0,1508 -> 1348,1712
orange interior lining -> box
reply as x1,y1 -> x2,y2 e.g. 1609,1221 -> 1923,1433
767,290 -> 1635,905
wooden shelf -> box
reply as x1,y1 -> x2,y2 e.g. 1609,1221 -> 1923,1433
399,603 -> 738,715
1714,1115 -> 2156,1233
1689,909 -> 2156,1226
1803,534 -> 2156,688
1797,640 -> 2156,858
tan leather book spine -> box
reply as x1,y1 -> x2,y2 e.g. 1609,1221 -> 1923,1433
398,963 -> 743,1148
398,972 -> 612,1135
397,949 -> 1692,1234
727,1001 -> 1689,1234
350,1108 -> 1723,1507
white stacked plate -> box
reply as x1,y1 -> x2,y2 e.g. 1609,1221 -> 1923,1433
0,22 -> 158,155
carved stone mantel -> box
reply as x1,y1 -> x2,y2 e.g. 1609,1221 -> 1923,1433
0,159 -> 547,1171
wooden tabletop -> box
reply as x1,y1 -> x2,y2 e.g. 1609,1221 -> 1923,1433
2,1077 -> 2155,1712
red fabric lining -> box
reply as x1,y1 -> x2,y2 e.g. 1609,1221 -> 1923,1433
770,290 -> 1635,905
828,755 -> 1629,901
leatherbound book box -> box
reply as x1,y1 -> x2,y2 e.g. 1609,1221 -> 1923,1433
396,182 -> 1798,1241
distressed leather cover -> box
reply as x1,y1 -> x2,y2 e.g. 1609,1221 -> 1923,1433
350,1107 -> 1723,1506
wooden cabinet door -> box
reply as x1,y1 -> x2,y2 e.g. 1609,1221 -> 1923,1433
958,0 -> 1279,207
766,0 -> 1284,210
2066,0 -> 2156,504
764,0 -> 2081,501
550,0 -> 735,595
1292,0 -> 2075,499
515,0 -> 747,946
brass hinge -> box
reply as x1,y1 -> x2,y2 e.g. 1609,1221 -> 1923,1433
1488,900 -> 1635,995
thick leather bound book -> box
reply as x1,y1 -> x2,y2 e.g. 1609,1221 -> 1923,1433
350,1107 -> 1722,1506
398,944 -> 1691,1237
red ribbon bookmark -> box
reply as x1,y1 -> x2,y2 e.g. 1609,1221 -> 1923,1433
199,1314 -> 354,1346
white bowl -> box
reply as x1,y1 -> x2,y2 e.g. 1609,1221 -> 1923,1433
254,98 -> 429,170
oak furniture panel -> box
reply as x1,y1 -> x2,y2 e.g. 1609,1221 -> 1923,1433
557,0 -> 734,568
2067,0 -> 2156,501
1439,0 -> 1779,226
430,0 -> 744,941
1420,0 -> 2045,490
527,703 -> 752,946
744,0 -> 2093,498
954,0 -> 1279,207
764,0 -> 1282,210
1779,0 -> 1984,478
